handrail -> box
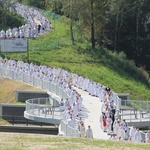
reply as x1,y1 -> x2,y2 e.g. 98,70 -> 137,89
60,119 -> 80,137
0,66 -> 80,136
25,97 -> 61,120
119,100 -> 150,122
2,60 -> 147,137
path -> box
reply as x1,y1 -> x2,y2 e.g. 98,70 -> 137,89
74,87 -> 109,140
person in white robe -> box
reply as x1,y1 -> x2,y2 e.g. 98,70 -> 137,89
64,98 -> 70,109
113,119 -> 120,138
99,112 -> 104,130
80,123 -> 86,138
135,128 -> 142,142
72,102 -> 78,117
85,125 -> 93,138
67,115 -> 75,128
106,116 -> 113,134
118,124 -> 125,141
145,130 -> 150,143
59,98 -> 65,111
121,119 -> 128,140
129,125 -> 136,142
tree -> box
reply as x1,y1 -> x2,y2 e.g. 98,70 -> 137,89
73,0 -> 109,49
102,0 -> 150,70
0,0 -> 17,25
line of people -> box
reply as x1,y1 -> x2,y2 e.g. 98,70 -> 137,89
0,56 -> 150,143
0,3 -> 51,39
0,56 -> 104,138
99,91 -> 150,143
0,57 -> 84,133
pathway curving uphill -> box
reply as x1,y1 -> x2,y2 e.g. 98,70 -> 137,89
0,2 -> 149,143
0,57 -> 112,140
0,3 -> 51,39
74,87 -> 109,139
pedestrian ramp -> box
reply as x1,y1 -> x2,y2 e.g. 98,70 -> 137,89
73,87 -> 109,140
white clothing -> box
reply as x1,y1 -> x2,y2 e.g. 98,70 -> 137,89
113,122 -> 119,137
80,125 -> 86,138
135,131 -> 142,142
86,128 -> 93,138
59,99 -> 65,111
145,132 -> 150,143
129,127 -> 136,142
118,126 -> 125,140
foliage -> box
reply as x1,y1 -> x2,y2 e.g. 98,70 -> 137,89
2,8 -> 150,100
103,0 -> 150,71
38,0 -> 150,72
0,0 -> 26,30
1,3 -> 150,100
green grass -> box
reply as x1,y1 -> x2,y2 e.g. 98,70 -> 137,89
2,10 -> 150,101
0,133 -> 149,150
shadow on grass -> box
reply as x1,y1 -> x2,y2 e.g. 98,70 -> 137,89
75,44 -> 150,88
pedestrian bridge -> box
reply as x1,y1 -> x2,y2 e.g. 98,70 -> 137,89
0,65 -> 150,139
0,2 -> 149,140
24,97 -> 61,125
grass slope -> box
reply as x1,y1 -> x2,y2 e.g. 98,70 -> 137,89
0,77 -> 43,104
2,10 -> 150,100
0,133 -> 149,150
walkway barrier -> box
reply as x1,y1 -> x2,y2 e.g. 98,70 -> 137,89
112,91 -> 121,117
120,100 -> 150,122
0,66 -> 80,136
2,65 -> 148,138
25,97 -> 61,119
60,119 -> 80,137
127,126 -> 146,142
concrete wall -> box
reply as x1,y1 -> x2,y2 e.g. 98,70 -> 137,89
117,93 -> 130,100
0,104 -> 54,126
128,121 -> 150,128
0,104 -> 25,117
16,90 -> 49,102
0,126 -> 58,135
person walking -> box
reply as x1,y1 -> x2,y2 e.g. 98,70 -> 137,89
85,125 -> 93,138
80,123 -> 86,138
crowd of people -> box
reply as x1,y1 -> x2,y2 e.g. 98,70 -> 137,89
0,3 -> 51,39
0,56 -> 150,142
0,2 -> 150,143
98,84 -> 150,143
0,56 -> 105,138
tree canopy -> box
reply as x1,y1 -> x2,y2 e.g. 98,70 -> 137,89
7,0 -> 150,71
0,0 -> 26,30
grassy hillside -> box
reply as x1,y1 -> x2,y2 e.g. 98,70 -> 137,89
0,133 -> 149,150
2,10 -> 150,100
0,78 -> 43,104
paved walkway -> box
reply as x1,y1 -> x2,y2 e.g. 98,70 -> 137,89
74,87 -> 109,140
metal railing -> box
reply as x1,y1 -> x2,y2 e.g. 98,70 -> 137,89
112,91 -> 121,117
120,100 -> 150,122
2,65 -> 148,137
0,68 -> 67,100
25,97 -> 61,119
0,66 -> 80,136
60,119 -> 80,137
